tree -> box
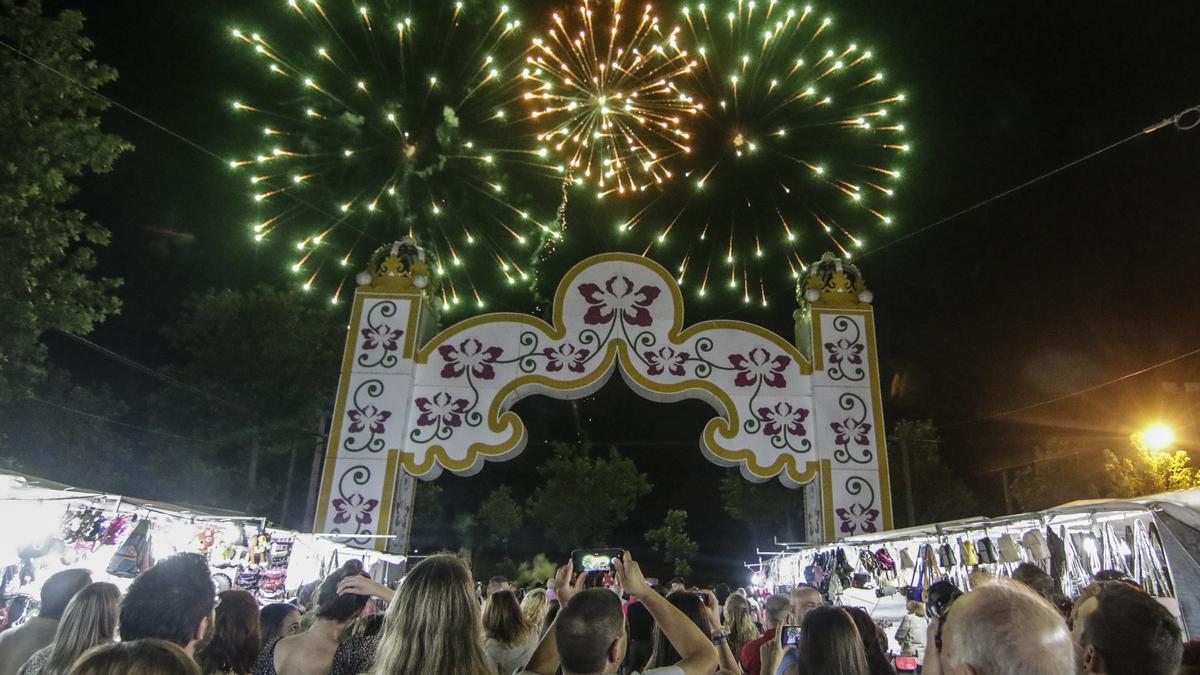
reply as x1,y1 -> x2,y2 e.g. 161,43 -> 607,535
515,554 -> 558,586
410,482 -> 447,550
645,509 -> 698,578
0,369 -> 133,492
527,442 -> 652,549
1104,433 -> 1200,498
152,286 -> 344,516
889,420 -> 978,527
720,473 -> 806,542
478,485 -> 524,549
1009,440 -> 1103,512
0,0 -> 130,399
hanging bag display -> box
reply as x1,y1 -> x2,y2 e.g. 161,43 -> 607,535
107,519 -> 153,579
976,536 -> 997,564
997,533 -> 1022,563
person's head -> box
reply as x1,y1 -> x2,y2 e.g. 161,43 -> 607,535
723,593 -> 759,644
119,553 -> 215,654
258,603 -> 304,643
370,554 -> 492,675
1180,640 -> 1200,675
555,588 -> 626,675
486,575 -> 510,598
520,588 -> 550,631
714,583 -> 731,604
647,591 -> 712,669
1011,562 -> 1056,598
795,606 -> 869,675
196,590 -> 261,675
790,584 -> 823,623
40,569 -> 92,621
844,607 -> 891,675
314,559 -> 370,624
762,593 -> 791,629
1080,583 -> 1182,675
482,589 -> 532,645
69,639 -> 203,675
668,577 -> 686,593
940,579 -> 1074,675
968,566 -> 995,589
906,600 -> 926,617
45,582 -> 120,675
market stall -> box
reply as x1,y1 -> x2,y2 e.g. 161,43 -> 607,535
746,488 -> 1200,644
0,471 -> 404,618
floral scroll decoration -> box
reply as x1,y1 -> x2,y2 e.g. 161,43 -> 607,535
824,316 -> 866,382
329,465 -> 378,543
830,392 -> 873,464
409,273 -> 812,456
344,380 -> 391,453
358,301 -> 404,369
836,476 -> 880,536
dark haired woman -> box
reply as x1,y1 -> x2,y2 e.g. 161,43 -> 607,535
252,560 -> 393,675
482,590 -> 536,675
844,607 -> 896,675
197,591 -> 261,675
769,605 -> 869,675
645,589 -> 742,674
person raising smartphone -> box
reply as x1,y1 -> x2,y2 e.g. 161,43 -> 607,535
519,551 -> 717,675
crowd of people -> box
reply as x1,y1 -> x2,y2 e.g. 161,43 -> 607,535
0,551 -> 1193,675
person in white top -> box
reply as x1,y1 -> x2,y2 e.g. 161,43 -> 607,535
518,551 -> 717,675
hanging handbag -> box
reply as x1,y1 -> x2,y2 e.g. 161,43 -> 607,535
960,539 -> 979,566
107,520 -> 153,578
938,543 -> 957,568
976,537 -> 996,564
1022,529 -> 1050,561
998,533 -> 1022,563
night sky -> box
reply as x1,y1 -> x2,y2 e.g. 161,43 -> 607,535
34,0 -> 1200,580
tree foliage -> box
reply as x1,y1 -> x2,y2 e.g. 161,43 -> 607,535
478,485 -> 524,548
527,442 -> 652,548
889,420 -> 979,526
0,0 -> 130,398
1105,434 -> 1200,498
515,554 -> 558,586
719,473 -> 805,541
645,509 -> 699,578
151,285 -> 344,515
1009,440 -> 1103,512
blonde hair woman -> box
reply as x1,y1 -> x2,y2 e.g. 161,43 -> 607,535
68,639 -> 201,675
20,582 -> 120,675
370,555 -> 495,675
519,589 -> 550,636
722,592 -> 761,660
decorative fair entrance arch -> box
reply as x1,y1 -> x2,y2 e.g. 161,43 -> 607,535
314,246 -> 892,550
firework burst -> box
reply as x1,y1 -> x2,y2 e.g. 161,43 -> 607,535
229,0 -> 556,311
617,0 -> 911,306
522,0 -> 702,198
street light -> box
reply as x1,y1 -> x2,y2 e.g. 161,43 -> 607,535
1138,423 -> 1175,452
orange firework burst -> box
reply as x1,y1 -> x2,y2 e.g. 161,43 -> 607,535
523,0 -> 702,198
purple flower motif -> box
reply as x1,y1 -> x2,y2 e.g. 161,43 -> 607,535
825,339 -> 864,365
543,344 -> 591,374
728,348 -> 791,388
414,392 -> 470,429
756,402 -> 810,437
347,405 -> 392,435
831,418 -> 873,446
644,346 -> 691,376
332,494 -> 379,525
361,325 -> 404,353
437,338 -> 504,380
836,503 -> 880,535
578,275 -> 662,327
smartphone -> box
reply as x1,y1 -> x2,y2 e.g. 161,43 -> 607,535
780,625 -> 802,646
571,548 -> 623,574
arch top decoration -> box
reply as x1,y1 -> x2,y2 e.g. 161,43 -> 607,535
315,244 -> 892,550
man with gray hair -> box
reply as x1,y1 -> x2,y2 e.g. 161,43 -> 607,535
925,579 -> 1075,675
740,594 -> 791,675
